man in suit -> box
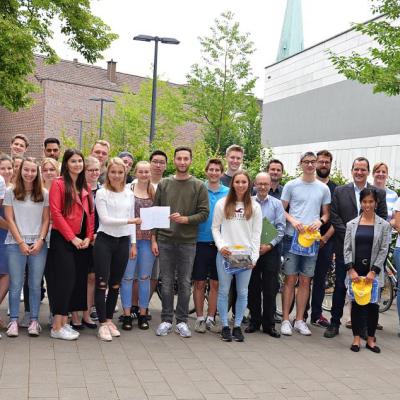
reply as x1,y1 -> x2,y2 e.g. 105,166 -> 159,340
324,157 -> 387,338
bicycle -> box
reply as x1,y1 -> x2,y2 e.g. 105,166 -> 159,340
378,250 -> 398,313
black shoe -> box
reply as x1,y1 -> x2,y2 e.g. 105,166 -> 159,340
221,326 -> 232,342
122,315 -> 133,331
90,307 -> 98,321
81,318 -> 97,329
350,344 -> 360,352
263,327 -> 281,338
138,315 -> 149,330
245,324 -> 259,333
131,306 -> 139,319
232,326 -> 244,342
146,308 -> 152,321
241,316 -> 249,325
376,323 -> 383,330
366,343 -> 381,353
324,324 -> 339,338
70,322 -> 85,331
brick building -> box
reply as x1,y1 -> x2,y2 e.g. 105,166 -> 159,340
0,56 -> 201,157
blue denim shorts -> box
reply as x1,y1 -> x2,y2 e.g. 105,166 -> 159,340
282,235 -> 318,278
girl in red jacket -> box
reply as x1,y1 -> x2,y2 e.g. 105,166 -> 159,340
48,149 -> 94,340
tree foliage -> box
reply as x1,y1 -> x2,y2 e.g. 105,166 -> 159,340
185,11 -> 261,158
0,0 -> 118,111
104,80 -> 189,161
329,0 -> 400,95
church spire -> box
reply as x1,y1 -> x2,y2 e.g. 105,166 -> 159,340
276,0 -> 304,62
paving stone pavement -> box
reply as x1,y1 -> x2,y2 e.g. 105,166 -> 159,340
0,297 -> 399,400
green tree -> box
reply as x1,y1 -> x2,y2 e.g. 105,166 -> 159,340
185,11 -> 259,155
104,80 -> 189,161
329,0 -> 400,95
0,0 -> 118,111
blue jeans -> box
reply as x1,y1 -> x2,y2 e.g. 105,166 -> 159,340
393,248 -> 400,325
120,240 -> 155,310
7,243 -> 47,321
216,252 -> 252,327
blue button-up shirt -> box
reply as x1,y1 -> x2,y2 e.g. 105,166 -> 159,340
253,194 -> 286,247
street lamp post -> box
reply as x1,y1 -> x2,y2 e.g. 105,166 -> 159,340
89,98 -> 115,139
133,35 -> 180,144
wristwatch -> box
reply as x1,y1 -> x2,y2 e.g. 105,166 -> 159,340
40,237 -> 46,242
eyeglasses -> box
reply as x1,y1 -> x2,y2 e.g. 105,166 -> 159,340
317,161 -> 331,165
301,160 -> 316,165
151,160 -> 166,165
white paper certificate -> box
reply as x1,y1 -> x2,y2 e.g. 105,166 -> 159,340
140,206 -> 170,230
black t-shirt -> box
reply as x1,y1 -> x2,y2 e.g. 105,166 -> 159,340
320,179 -> 337,236
220,173 -> 232,188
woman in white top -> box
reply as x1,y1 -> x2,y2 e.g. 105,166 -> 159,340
212,170 -> 262,342
93,158 -> 140,341
4,158 -> 50,337
372,162 -> 398,223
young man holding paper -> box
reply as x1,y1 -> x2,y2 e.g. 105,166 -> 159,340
246,172 -> 286,338
152,147 -> 209,338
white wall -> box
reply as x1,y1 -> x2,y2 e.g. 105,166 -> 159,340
272,133 -> 400,181
264,19 -> 377,104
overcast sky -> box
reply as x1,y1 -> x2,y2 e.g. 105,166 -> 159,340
51,0 -> 374,98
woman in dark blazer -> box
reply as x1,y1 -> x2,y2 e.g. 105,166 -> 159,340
343,188 -> 391,353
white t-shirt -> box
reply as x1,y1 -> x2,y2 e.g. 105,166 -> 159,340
3,187 -> 49,244
95,187 -> 136,243
281,177 -> 331,236
0,176 -> 5,200
393,197 -> 400,247
212,198 -> 262,265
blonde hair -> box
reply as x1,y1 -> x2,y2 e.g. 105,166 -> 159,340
41,157 -> 59,172
104,157 -> 127,192
85,155 -> 101,169
91,139 -> 110,152
372,162 -> 388,175
133,161 -> 155,200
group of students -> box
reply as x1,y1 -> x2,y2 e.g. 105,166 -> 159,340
0,134 -> 399,353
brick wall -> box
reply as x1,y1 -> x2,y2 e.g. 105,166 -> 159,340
0,79 -> 45,157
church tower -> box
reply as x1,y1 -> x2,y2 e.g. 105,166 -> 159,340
276,0 -> 304,61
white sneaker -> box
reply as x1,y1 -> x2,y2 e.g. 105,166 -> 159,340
63,324 -> 80,337
175,322 -> 192,338
19,312 -> 30,328
28,320 -> 42,337
280,320 -> 293,336
50,326 -> 78,340
107,323 -> 120,337
7,321 -> 19,337
195,319 -> 206,333
98,325 -> 112,342
206,318 -> 222,333
293,320 -> 312,336
156,322 -> 173,336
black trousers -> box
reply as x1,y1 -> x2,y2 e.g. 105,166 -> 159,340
93,232 -> 130,323
248,247 -> 280,329
351,301 -> 379,338
48,230 -> 90,316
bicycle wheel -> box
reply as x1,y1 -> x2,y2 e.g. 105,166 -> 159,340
322,265 -> 336,312
275,271 -> 285,317
379,274 -> 394,313
275,271 -> 295,317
